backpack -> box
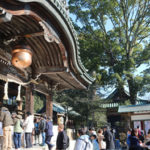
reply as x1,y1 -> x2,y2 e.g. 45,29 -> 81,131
39,120 -> 46,131
63,131 -> 70,148
79,138 -> 92,150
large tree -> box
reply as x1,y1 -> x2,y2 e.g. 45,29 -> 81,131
69,0 -> 150,104
54,87 -> 107,127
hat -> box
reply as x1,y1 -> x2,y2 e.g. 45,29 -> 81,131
90,134 -> 97,139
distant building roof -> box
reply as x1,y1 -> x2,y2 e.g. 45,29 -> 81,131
53,103 -> 65,113
118,104 -> 150,113
105,88 -> 130,102
105,88 -> 150,104
39,102 -> 80,116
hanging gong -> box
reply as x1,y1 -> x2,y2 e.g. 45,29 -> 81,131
11,45 -> 32,69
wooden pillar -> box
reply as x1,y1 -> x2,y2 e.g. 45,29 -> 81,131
25,86 -> 34,115
46,94 -> 53,119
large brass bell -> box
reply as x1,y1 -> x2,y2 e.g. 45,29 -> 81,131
11,45 -> 32,69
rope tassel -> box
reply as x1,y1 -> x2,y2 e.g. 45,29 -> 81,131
3,82 -> 9,100
16,85 -> 21,101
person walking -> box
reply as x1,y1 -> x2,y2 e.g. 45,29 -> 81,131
45,117 -> 53,150
103,126 -> 115,150
13,114 -> 23,150
56,124 -> 69,150
74,128 -> 93,150
97,129 -> 106,150
23,111 -> 34,148
39,115 -> 46,146
0,107 -> 13,150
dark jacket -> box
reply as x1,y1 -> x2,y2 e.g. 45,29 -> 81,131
45,121 -> 53,136
138,134 -> 144,143
0,107 -> 13,127
129,136 -> 142,150
104,129 -> 115,149
56,131 -> 68,149
39,119 -> 46,132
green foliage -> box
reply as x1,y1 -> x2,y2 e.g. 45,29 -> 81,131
22,92 -> 45,113
94,111 -> 107,128
69,0 -> 150,104
54,86 -> 107,127
34,92 -> 45,113
124,99 -> 131,105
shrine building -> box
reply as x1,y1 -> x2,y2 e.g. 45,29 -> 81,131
0,0 -> 94,118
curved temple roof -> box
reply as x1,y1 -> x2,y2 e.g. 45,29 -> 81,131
0,0 -> 94,92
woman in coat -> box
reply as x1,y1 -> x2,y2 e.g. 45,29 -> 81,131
23,112 -> 34,148
97,129 -> 106,150
13,115 -> 23,150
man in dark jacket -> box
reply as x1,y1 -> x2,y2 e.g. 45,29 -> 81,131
45,117 -> 53,150
103,126 -> 115,150
0,107 -> 13,150
39,115 -> 46,146
56,124 -> 69,150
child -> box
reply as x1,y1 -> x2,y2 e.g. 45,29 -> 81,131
90,134 -> 99,150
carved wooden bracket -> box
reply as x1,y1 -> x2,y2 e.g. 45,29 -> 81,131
39,21 -> 60,44
0,8 -> 12,23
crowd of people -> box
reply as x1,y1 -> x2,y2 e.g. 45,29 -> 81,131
0,106 -> 69,150
74,126 -> 150,150
126,127 -> 150,150
0,106 -> 150,150
74,126 -> 114,150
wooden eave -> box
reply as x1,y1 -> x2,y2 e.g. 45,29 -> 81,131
0,0 -> 94,92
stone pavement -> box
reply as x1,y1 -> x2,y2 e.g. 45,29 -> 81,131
12,140 -> 76,150
12,145 -> 47,150
11,125 -> 76,150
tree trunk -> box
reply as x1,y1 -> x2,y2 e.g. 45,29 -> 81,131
130,93 -> 137,105
128,79 -> 137,105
